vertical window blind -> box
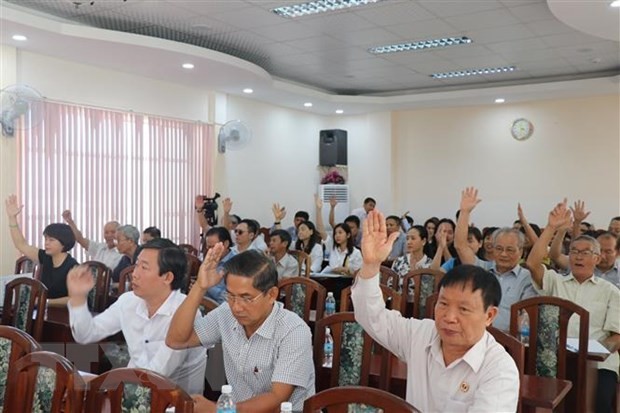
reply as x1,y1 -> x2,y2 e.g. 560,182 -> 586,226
16,100 -> 213,263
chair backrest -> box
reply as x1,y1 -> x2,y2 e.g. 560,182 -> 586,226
314,312 -> 390,392
509,296 -> 589,413
278,277 -> 326,324
1,277 -> 47,341
259,227 -> 271,246
289,250 -> 311,278
340,284 -> 401,313
179,243 -> 199,256
84,367 -> 194,413
0,326 -> 42,413
82,261 -> 112,312
303,385 -> 418,413
400,268 -> 444,318
184,253 -> 202,293
488,326 -> 524,413
117,264 -> 136,294
5,351 -> 86,413
425,292 -> 439,319
199,297 -> 219,316
378,266 -> 398,289
14,256 -> 39,279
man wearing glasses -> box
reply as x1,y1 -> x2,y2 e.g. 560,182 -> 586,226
454,188 -> 537,331
527,200 -> 620,413
166,248 -> 315,413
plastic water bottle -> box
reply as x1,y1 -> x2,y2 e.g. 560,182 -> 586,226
323,327 -> 334,367
325,292 -> 336,316
280,401 -> 293,412
216,385 -> 236,413
519,310 -> 530,345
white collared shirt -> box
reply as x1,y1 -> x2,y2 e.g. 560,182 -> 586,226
274,253 -> 299,279
351,275 -> 519,413
87,240 -> 123,270
68,290 -> 207,394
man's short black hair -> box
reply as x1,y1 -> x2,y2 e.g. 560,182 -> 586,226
143,226 -> 161,239
205,226 -> 233,247
239,219 -> 259,235
344,215 -> 361,228
141,238 -> 187,291
363,197 -> 376,205
223,250 -> 277,293
270,229 -> 292,249
386,215 -> 400,223
439,264 -> 501,309
43,223 -> 76,252
294,211 -> 309,221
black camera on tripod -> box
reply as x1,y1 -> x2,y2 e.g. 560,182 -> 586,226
200,193 -> 221,226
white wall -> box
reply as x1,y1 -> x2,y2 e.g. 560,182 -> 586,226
392,95 -> 620,229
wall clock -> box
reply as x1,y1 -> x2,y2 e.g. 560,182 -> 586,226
511,118 -> 534,141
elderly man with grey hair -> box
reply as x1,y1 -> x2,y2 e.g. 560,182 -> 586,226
454,188 -> 537,331
111,225 -> 141,282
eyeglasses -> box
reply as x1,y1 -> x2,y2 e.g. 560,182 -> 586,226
494,246 -> 519,255
234,229 -> 246,235
569,249 -> 597,258
224,291 -> 265,306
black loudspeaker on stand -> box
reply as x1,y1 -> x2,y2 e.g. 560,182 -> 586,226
319,129 -> 347,166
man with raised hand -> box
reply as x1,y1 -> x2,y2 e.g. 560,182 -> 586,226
352,210 -> 519,412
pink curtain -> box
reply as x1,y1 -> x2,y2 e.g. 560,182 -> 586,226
17,100 -> 214,262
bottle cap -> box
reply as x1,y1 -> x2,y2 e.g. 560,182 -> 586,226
326,327 -> 331,334
281,401 -> 293,411
221,384 -> 232,394
327,292 -> 334,297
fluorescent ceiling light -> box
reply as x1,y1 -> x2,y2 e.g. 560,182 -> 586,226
304,102 -> 313,107
335,109 -> 344,114
495,98 -> 505,104
182,63 -> 195,69
12,34 -> 27,41
243,88 -> 254,94
610,1 -> 620,7
369,37 -> 472,54
272,0 -> 384,18
431,66 -> 516,79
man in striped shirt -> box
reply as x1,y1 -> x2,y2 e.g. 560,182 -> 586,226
167,248 -> 315,412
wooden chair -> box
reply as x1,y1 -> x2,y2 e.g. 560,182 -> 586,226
340,284 -> 401,313
82,261 -> 112,312
378,265 -> 398,289
117,264 -> 136,294
424,292 -> 439,319
278,277 -> 326,324
179,243 -> 199,256
199,297 -> 219,316
84,367 -> 194,413
289,250 -> 311,277
400,268 -> 444,318
303,386 -> 418,413
259,227 -> 271,246
314,313 -> 392,393
488,327 -> 524,413
184,253 -> 202,293
5,351 -> 86,413
14,256 -> 39,278
510,296 -> 589,413
1,277 -> 47,341
0,326 -> 42,413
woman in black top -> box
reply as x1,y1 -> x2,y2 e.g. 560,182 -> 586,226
6,195 -> 78,304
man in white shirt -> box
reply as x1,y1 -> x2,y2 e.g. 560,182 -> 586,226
350,196 -> 376,223
351,210 -> 519,412
62,209 -> 122,270
66,238 -> 206,394
268,229 -> 299,279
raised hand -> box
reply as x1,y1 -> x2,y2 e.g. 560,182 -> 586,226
548,199 -> 572,230
570,200 -> 590,223
223,198 -> 233,214
194,195 -> 204,210
314,193 -> 323,210
517,203 -> 527,223
62,209 -> 73,223
272,203 -> 286,221
329,198 -> 338,208
5,195 -> 23,218
360,210 -> 400,269
460,187 -> 481,213
196,242 -> 225,290
67,265 -> 95,298
437,228 -> 448,250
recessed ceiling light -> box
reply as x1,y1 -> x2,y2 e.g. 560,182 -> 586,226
182,63 -> 195,69
243,88 -> 254,94
495,98 -> 505,104
369,36 -> 472,54
304,102 -> 313,107
610,1 -> 620,7
431,66 -> 516,79
272,0 -> 384,18
335,109 -> 344,114
12,34 -> 27,41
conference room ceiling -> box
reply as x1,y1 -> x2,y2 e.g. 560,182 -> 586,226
5,0 -> 620,96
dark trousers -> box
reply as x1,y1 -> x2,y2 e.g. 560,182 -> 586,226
595,369 -> 618,413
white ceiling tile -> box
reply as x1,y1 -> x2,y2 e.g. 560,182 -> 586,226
339,27 -> 402,47
300,12 -> 377,35
525,20 -> 575,37
210,5 -> 284,30
289,35 -> 349,52
419,1 -> 505,18
250,21 -> 317,42
353,1 -> 436,26
433,44 -> 495,60
444,9 -> 521,31
386,19 -> 461,40
448,55 -> 511,70
506,2 -> 555,23
541,32 -> 607,48
465,24 -> 536,45
172,0 -> 249,15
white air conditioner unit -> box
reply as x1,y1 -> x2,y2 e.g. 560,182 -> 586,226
319,184 -> 349,229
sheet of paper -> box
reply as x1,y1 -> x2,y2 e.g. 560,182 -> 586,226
566,338 -> 610,354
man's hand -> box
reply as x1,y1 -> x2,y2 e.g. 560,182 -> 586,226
272,203 -> 286,221
195,196 -> 204,210
191,395 -> 216,413
196,243 -> 225,290
359,210 -> 399,278
62,209 -> 74,223
460,187 -> 481,214
548,199 -> 572,230
517,203 -> 527,223
223,198 -> 233,214
67,265 -> 95,301
570,200 -> 590,223
314,193 -> 323,210
329,197 -> 338,208
5,195 -> 23,218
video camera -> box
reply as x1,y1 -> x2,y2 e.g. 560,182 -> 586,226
201,193 -> 221,226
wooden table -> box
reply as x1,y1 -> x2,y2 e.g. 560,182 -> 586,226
521,375 -> 572,411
